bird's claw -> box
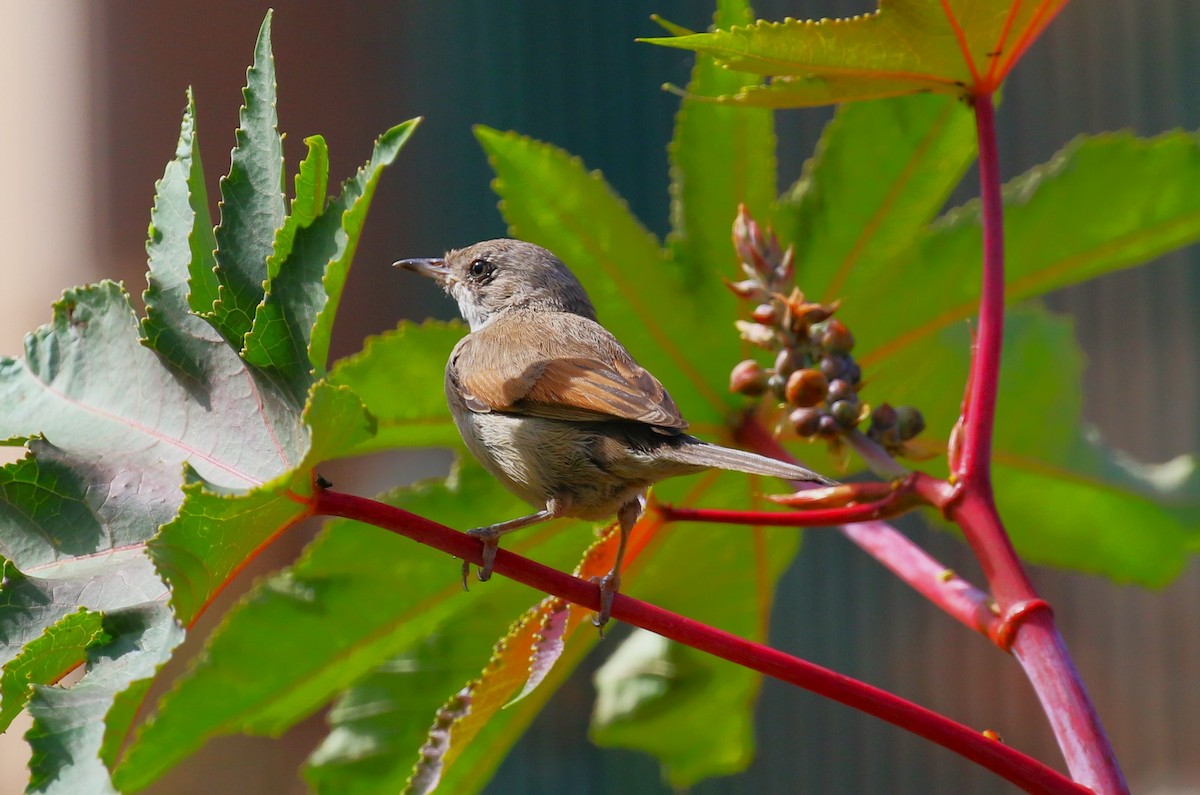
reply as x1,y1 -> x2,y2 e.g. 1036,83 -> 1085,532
591,572 -> 621,636
462,527 -> 500,590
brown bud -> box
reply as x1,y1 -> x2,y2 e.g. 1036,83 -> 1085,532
788,406 -> 822,437
735,320 -> 777,349
830,399 -> 860,429
775,245 -> 795,286
895,406 -> 926,440
820,319 -> 855,354
784,368 -> 828,407
774,348 -> 801,377
725,279 -> 767,302
871,403 -> 898,429
827,378 -> 855,403
751,303 -> 778,325
729,359 -> 767,396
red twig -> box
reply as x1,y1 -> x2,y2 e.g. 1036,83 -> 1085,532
659,499 -> 907,527
314,487 -> 1088,795
941,94 -> 1127,794
734,418 -> 999,636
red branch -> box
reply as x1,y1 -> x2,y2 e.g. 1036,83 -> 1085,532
733,418 -> 999,637
660,500 -> 906,527
313,487 -> 1088,795
939,94 -> 1126,794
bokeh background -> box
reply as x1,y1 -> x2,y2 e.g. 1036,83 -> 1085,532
1,1 -> 1197,793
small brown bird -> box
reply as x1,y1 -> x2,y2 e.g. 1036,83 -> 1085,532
397,239 -> 832,627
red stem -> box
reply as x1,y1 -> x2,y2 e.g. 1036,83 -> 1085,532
959,94 -> 1004,491
660,502 -> 902,527
949,94 -> 1128,794
735,418 -> 998,637
314,487 -> 1087,795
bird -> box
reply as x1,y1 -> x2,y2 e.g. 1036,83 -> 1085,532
396,239 -> 833,628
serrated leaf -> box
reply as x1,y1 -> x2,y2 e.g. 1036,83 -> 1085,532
278,136 -> 330,275
858,130 -> 1200,364
667,0 -> 776,310
773,92 -> 977,303
870,306 -> 1196,583
396,515 -> 641,795
587,471 -> 801,788
243,120 -> 420,397
0,269 -> 337,789
1,16 -> 416,784
208,11 -> 286,348
0,607 -> 108,732
147,382 -> 375,626
116,462 -> 594,793
593,629 -> 757,783
25,605 -> 183,795
474,127 -> 731,427
642,0 -> 1070,104
141,90 -> 216,380
326,321 -> 464,454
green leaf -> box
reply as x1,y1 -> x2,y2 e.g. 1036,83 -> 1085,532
26,605 -> 183,795
860,129 -> 1200,362
326,321 -> 464,454
147,382 -> 375,626
871,306 -> 1195,583
305,578 -> 590,795
474,127 -> 730,426
115,463 -> 594,793
587,470 -> 801,788
268,135 -> 330,287
0,606 -> 108,732
141,90 -> 217,379
207,11 -> 286,348
667,0 -> 776,302
773,92 -> 977,304
640,0 -> 1069,104
593,630 -> 756,785
244,121 -> 420,396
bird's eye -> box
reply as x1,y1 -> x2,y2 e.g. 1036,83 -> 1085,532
468,258 -> 494,279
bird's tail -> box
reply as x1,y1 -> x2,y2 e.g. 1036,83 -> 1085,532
659,436 -> 836,486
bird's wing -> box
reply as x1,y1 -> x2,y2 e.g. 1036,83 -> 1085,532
449,312 -> 688,432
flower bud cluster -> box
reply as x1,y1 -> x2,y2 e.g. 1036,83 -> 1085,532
727,205 -> 925,457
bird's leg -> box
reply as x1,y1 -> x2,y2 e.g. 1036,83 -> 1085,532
463,497 -> 565,588
593,496 -> 644,632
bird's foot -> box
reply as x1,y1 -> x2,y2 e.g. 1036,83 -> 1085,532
461,527 -> 501,590
590,572 -> 621,637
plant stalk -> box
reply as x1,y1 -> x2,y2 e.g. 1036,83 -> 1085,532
313,487 -> 1089,795
958,93 -> 1128,794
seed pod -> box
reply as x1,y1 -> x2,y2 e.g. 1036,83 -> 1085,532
767,373 -> 788,402
830,399 -> 861,428
843,360 -> 862,385
821,319 -> 855,354
819,354 -> 848,380
775,348 -> 801,378
871,402 -> 898,430
827,378 -> 855,403
785,368 -> 828,407
789,406 -> 822,437
817,413 -> 842,439
895,406 -> 926,440
729,359 -> 767,396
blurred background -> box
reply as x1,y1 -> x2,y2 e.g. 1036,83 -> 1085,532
1,1 -> 1197,792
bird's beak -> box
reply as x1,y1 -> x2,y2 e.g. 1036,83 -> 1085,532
394,257 -> 451,284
